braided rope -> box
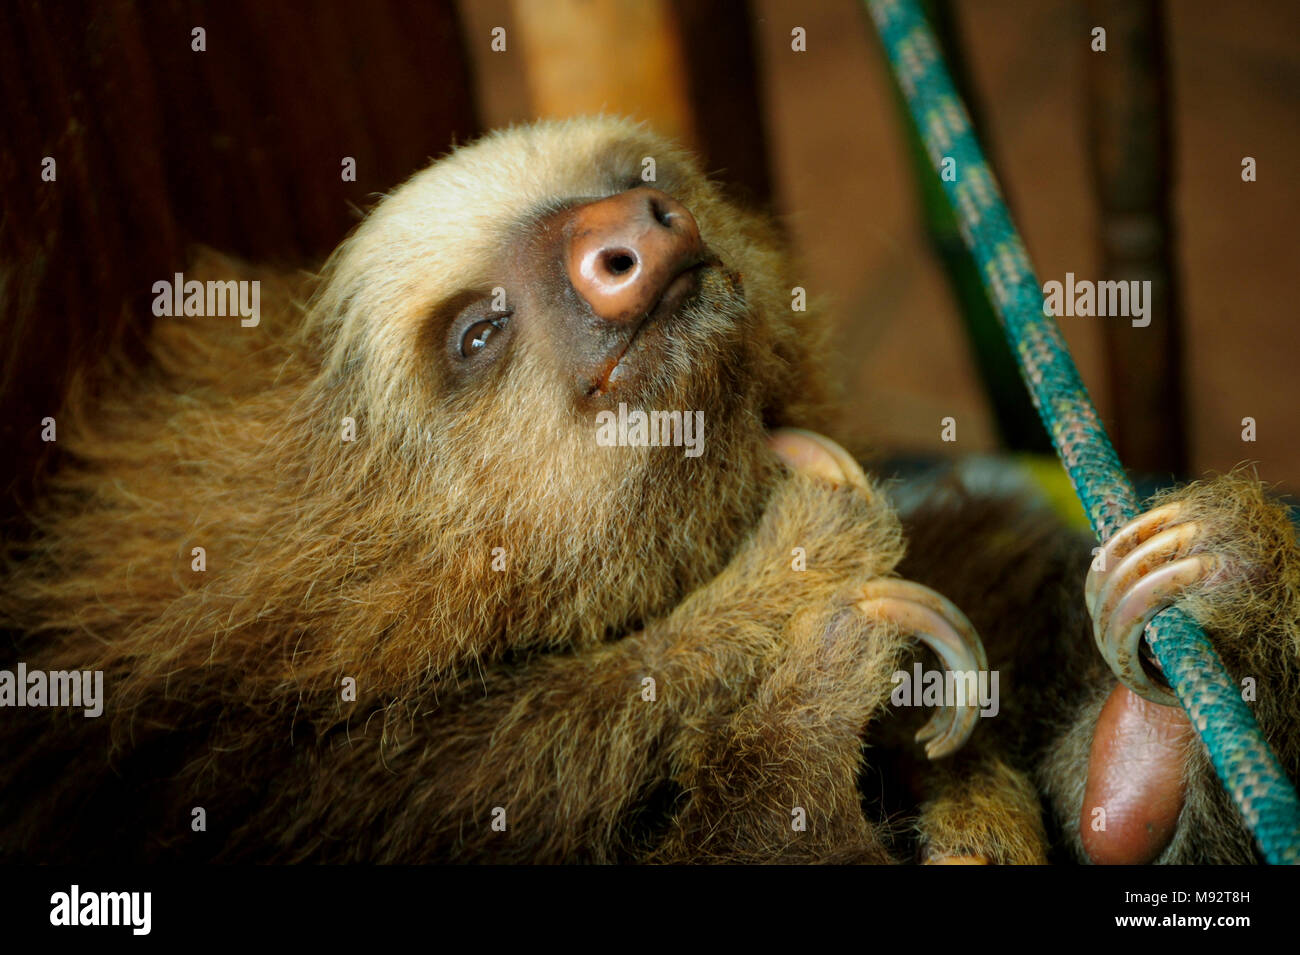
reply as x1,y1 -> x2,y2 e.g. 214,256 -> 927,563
867,0 -> 1300,863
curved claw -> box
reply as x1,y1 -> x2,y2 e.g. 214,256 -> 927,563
1106,554 -> 1221,705
768,428 -> 871,493
857,579 -> 990,760
1085,502 -> 1221,705
1085,502 -> 1186,618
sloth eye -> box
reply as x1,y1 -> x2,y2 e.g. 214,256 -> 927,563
462,319 -> 497,355
458,312 -> 511,359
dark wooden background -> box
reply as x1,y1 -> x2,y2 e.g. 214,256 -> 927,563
0,0 -> 480,528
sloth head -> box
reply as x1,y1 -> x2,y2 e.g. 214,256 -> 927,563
311,116 -> 817,460
278,117 -> 826,669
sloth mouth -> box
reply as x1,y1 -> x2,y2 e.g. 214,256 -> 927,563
587,258 -> 716,397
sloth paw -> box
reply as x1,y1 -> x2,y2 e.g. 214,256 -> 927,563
923,854 -> 989,865
1085,474 -> 1300,702
1084,500 -> 1216,704
766,428 -> 990,758
916,757 -> 1049,864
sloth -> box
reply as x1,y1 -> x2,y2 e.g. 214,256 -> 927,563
2,116 -> 1297,864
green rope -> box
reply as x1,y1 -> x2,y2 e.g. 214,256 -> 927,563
867,0 -> 1300,863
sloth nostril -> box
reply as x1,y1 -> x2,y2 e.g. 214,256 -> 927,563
604,250 -> 636,277
650,198 -> 673,228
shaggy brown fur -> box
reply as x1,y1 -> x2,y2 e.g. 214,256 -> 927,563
1,117 -> 1297,863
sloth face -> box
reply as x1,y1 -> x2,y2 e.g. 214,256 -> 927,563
310,118 -> 802,467
293,119 -> 812,644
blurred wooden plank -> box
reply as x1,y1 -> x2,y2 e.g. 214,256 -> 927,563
671,0 -> 772,207
900,0 -> 1052,452
1086,0 -> 1187,475
510,0 -> 696,145
501,0 -> 771,205
0,0 -> 479,528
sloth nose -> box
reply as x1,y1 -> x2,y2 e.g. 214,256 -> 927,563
566,187 -> 704,324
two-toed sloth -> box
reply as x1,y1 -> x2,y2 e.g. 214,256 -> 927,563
2,117 -> 1298,863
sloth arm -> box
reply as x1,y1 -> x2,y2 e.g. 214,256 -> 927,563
290,473 -> 910,863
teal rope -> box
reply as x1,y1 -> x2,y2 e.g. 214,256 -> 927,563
867,0 -> 1300,863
